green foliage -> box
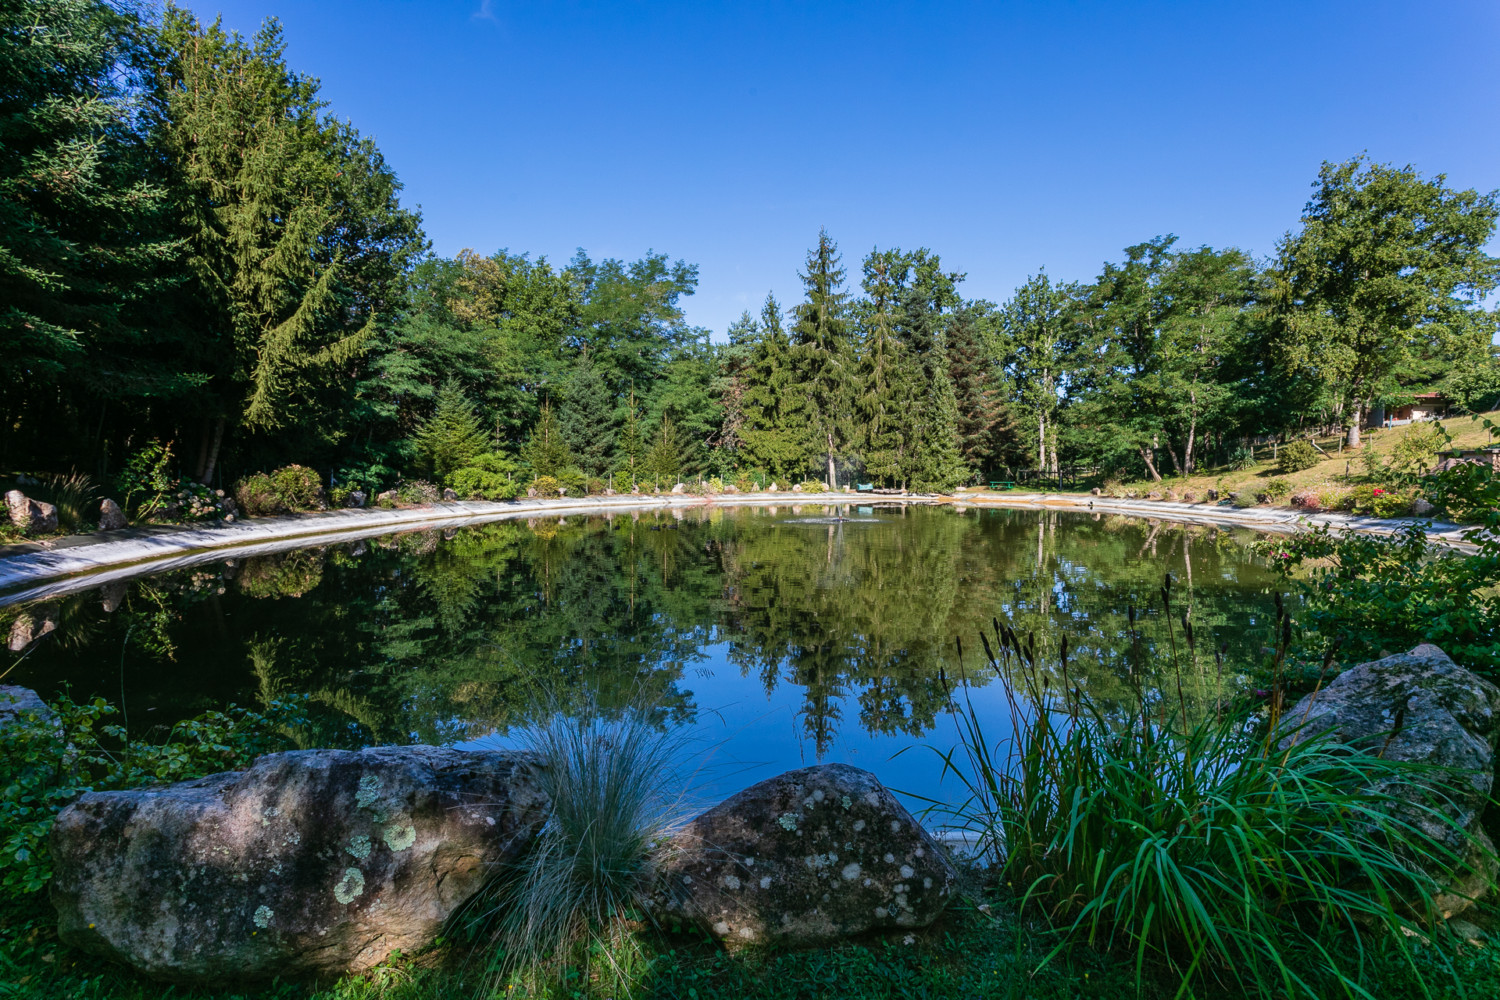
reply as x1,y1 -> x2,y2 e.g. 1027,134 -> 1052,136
1387,421 -> 1447,478
1,689 -> 307,899
1228,445 -> 1257,470
934,616 -> 1488,1000
1231,489 -> 1258,507
116,440 -> 177,518
1345,484 -> 1415,517
522,400 -> 573,478
24,472 -> 101,532
449,467 -> 519,501
559,354 -> 616,477
645,415 -> 685,483
531,475 -> 562,498
1277,439 -> 1319,473
1258,476 -> 1292,503
394,480 -> 440,505
1263,468 -> 1500,674
412,378 -> 489,481
467,708 -> 683,993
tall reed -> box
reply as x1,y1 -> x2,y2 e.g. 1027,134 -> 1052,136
930,575 -> 1488,1000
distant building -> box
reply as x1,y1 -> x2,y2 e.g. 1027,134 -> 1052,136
1369,392 -> 1451,428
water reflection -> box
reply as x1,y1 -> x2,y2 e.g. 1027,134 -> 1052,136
1,506 -> 1280,802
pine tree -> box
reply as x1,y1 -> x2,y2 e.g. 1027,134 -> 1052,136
413,379 -> 489,481
854,253 -> 912,486
521,399 -> 572,476
646,414 -> 684,483
910,362 -> 969,491
558,352 -> 615,475
738,293 -> 812,480
792,229 -> 856,487
716,311 -> 758,458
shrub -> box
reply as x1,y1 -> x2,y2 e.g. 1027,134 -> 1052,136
707,476 -> 725,494
796,479 -> 826,492
586,477 -> 606,496
1228,445 -> 1257,470
1344,484 -> 1414,517
450,467 -> 519,501
531,475 -> 561,498
395,479 -> 440,505
734,474 -> 756,493
934,614 -> 1489,1000
116,440 -> 175,518
234,472 -> 281,516
1231,490 -> 1259,507
1388,421 -> 1447,477
1315,483 -> 1352,511
1277,439 -> 1319,474
270,465 -> 324,511
469,708 -> 684,993
22,472 -> 101,532
1258,477 -> 1293,504
556,467 -> 587,497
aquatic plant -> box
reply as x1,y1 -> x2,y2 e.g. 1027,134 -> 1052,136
929,582 -> 1489,1000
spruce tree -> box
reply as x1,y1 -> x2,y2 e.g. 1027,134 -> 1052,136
413,379 -> 489,481
616,389 -> 644,482
792,229 -> 856,487
558,352 -> 615,475
854,253 -> 912,486
945,306 -> 1006,474
738,293 -> 812,480
646,414 -> 684,483
520,399 -> 573,476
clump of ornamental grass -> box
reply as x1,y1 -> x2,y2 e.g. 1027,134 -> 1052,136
929,576 -> 1489,1000
468,707 -> 689,998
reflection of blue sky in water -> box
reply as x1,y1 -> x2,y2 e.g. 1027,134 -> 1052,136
469,638 -> 1015,821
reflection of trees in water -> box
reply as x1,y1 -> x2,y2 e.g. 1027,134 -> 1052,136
5,507 -> 1281,754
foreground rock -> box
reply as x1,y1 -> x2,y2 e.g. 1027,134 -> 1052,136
5,489 -> 57,534
0,684 -> 54,730
1281,644 -> 1500,917
51,747 -> 547,984
652,764 -> 957,946
98,498 -> 127,530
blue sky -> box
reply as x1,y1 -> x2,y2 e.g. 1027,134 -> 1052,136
182,0 -> 1500,339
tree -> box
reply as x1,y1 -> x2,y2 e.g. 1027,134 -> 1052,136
413,379 -> 488,481
998,272 -> 1077,474
0,0 -> 184,469
792,229 -> 856,487
558,352 -> 614,476
853,252 -> 918,486
739,293 -> 811,480
945,305 -> 1006,474
616,390 -> 644,482
646,414 -> 684,484
1272,156 -> 1500,448
520,400 -> 572,476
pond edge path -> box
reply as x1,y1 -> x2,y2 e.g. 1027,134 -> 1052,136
0,490 -> 1476,605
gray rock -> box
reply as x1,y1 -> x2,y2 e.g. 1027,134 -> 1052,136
652,764 -> 957,946
1412,497 -> 1435,516
442,487 -> 459,502
1280,644 -> 1500,918
767,482 -> 779,492
7,608 -> 56,651
5,490 -> 58,534
671,483 -> 687,494
375,489 -> 398,504
348,491 -> 366,509
50,746 -> 548,984
98,498 -> 127,530
0,685 -> 54,730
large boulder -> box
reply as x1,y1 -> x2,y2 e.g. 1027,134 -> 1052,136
0,684 -> 54,731
1280,644 -> 1500,917
50,746 -> 547,984
652,764 -> 957,946
98,498 -> 127,530
5,489 -> 57,534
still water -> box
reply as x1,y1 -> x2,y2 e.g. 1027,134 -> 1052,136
1,504 -> 1282,811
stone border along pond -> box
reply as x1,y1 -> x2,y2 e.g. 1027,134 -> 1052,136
0,489 -> 1478,607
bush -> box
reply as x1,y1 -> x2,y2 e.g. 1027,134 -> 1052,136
733,474 -> 756,493
1343,484 -> 1414,517
395,479 -> 440,505
796,479 -> 827,492
1231,490 -> 1259,507
586,477 -> 606,496
707,476 -> 725,494
116,440 -> 175,518
531,475 -> 561,498
1257,476 -> 1292,504
270,465 -> 324,510
1388,421 -> 1447,477
233,472 -> 281,516
556,468 -> 587,497
1228,445 -> 1257,470
450,467 -> 519,501
1277,439 -> 1320,474
934,617 -> 1488,1000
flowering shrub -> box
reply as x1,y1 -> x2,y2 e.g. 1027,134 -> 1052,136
395,479 -> 440,505
234,465 -> 326,517
173,481 -> 232,522
1345,484 -> 1414,517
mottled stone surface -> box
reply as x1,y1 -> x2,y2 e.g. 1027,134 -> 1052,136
5,489 -> 57,533
653,764 -> 957,946
98,498 -> 127,530
1281,644 -> 1500,917
50,747 -> 547,984
0,684 -> 54,730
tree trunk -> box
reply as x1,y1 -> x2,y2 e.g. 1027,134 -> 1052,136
1167,443 -> 1184,476
194,419 -> 211,481
1184,412 -> 1197,474
826,431 -> 836,489
1038,412 -> 1046,471
1346,402 -> 1363,449
1138,445 -> 1162,482
201,417 -> 226,486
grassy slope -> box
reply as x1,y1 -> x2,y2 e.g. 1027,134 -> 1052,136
5,900 -> 1500,1000
968,410 -> 1500,505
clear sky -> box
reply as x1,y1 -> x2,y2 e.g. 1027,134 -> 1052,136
181,0 -> 1500,339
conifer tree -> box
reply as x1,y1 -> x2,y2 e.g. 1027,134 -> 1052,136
520,399 -> 572,476
945,306 -> 1006,473
739,293 -> 811,480
792,229 -> 855,487
616,390 -> 644,482
558,352 -> 615,475
413,378 -> 489,481
646,414 -> 684,483
854,253 -> 914,485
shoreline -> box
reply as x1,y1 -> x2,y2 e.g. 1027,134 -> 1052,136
0,490 -> 1476,606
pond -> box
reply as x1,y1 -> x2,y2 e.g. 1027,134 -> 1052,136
1,504 -> 1284,813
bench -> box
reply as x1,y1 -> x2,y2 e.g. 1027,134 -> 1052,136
988,481 -> 1016,491
856,483 -> 874,492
